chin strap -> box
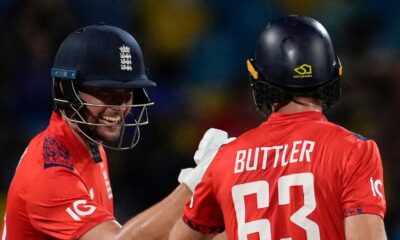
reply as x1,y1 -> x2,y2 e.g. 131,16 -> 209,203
88,142 -> 102,163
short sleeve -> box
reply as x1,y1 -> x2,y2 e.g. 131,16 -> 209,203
342,139 -> 386,218
182,166 -> 225,234
26,167 -> 115,239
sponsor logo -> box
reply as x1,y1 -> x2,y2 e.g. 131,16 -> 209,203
370,177 -> 384,199
66,200 -> 96,221
294,64 -> 312,78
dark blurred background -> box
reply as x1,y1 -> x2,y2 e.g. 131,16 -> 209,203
0,0 -> 399,238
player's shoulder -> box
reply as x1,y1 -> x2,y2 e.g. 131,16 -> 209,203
26,134 -> 80,197
327,122 -> 371,142
42,134 -> 74,170
320,121 -> 378,152
24,129 -> 75,171
227,119 -> 373,150
214,126 -> 261,157
9,132 -> 78,204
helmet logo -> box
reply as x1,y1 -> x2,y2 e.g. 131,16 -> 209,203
119,45 -> 133,71
294,64 -> 312,78
338,66 -> 343,76
246,59 -> 259,80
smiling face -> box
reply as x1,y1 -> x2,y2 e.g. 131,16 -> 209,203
78,87 -> 133,142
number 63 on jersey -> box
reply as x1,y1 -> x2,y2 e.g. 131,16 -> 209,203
232,173 -> 320,240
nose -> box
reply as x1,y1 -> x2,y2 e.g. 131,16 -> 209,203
108,99 -> 128,112
108,90 -> 133,112
119,101 -> 133,117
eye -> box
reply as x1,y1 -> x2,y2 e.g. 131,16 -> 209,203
109,91 -> 133,104
79,87 -> 133,104
98,93 -> 114,101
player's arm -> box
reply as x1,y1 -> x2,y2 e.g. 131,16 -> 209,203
81,183 -> 192,240
82,128 -> 231,240
342,139 -> 387,240
168,218 -> 216,240
79,220 -> 121,239
82,204 -> 227,240
344,214 -> 387,240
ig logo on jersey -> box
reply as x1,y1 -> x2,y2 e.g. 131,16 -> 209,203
370,177 -> 384,199
66,199 -> 96,221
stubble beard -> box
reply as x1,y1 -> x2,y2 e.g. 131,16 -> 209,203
89,123 -> 122,143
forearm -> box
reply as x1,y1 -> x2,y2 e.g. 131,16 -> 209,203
344,214 -> 387,240
117,184 -> 192,240
81,129 -> 231,240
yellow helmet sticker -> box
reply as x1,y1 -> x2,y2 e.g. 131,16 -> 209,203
339,66 -> 343,76
247,59 -> 259,80
294,64 -> 312,78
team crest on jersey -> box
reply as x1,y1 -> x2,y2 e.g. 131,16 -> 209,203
43,136 -> 72,170
119,45 -> 132,71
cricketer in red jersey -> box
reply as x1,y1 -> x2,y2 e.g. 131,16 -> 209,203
181,111 -> 386,240
2,112 -> 115,239
169,16 -> 387,240
1,24 -> 230,240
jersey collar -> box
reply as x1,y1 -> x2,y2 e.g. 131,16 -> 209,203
266,111 -> 327,124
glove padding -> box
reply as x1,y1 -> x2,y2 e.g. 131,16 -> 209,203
193,128 -> 229,165
179,128 -> 236,191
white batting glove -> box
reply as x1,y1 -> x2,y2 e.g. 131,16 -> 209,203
178,128 -> 236,191
193,128 -> 228,165
178,163 -> 208,192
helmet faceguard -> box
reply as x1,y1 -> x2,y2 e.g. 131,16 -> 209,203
246,16 -> 343,115
53,78 -> 154,150
51,24 -> 156,150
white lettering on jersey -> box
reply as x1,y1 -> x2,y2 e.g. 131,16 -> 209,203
232,173 -> 320,239
89,188 -> 95,200
66,200 -> 96,221
370,177 -> 384,199
100,163 -> 113,199
234,141 -> 315,173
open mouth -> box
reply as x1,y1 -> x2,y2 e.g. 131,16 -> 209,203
99,115 -> 122,125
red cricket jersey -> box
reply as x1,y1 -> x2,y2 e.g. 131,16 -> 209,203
1,112 -> 115,239
183,111 -> 386,240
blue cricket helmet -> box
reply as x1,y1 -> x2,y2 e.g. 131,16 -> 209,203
247,16 -> 343,113
51,23 -> 156,150
52,23 -> 156,88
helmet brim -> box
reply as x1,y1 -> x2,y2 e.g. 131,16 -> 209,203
78,75 -> 157,89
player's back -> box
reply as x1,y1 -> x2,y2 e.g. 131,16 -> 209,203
208,111 -> 385,240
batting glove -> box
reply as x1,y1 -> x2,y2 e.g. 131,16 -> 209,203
178,128 -> 236,191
